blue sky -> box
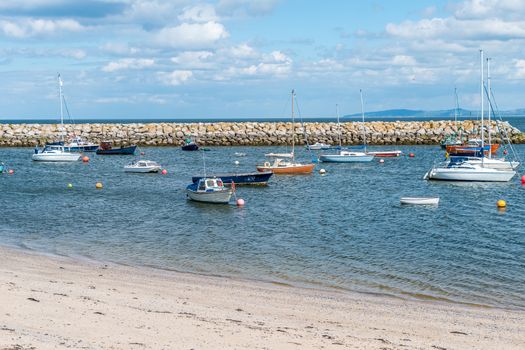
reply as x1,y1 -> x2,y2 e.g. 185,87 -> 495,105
1,0 -> 525,119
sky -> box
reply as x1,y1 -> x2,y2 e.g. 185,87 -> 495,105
1,0 -> 525,119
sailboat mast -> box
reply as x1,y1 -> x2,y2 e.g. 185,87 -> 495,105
291,89 -> 295,160
336,104 -> 342,149
360,89 -> 367,152
480,50 -> 485,149
58,74 -> 64,140
487,57 -> 492,158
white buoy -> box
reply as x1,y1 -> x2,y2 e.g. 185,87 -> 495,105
319,168 -> 326,175
379,159 -> 385,163
234,160 -> 240,165
236,198 -> 245,206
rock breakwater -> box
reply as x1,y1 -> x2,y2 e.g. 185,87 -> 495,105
0,120 -> 523,147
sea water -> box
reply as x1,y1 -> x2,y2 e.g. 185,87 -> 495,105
0,144 -> 524,309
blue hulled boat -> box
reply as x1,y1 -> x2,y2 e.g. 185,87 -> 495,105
96,141 -> 137,155
192,171 -> 273,186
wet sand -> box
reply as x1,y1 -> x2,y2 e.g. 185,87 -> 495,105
0,246 -> 523,349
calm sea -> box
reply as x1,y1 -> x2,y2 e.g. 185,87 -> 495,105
0,142 -> 524,310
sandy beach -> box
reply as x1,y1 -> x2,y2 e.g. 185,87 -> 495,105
0,246 -> 523,350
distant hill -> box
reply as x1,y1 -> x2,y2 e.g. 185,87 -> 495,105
343,108 -> 525,119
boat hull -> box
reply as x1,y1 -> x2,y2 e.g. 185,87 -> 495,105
426,167 -> 515,182
256,163 -> 315,174
192,171 -> 273,186
32,153 -> 81,162
124,166 -> 160,173
96,145 -> 137,155
319,154 -> 374,163
366,151 -> 402,157
400,197 -> 440,205
182,144 -> 199,151
186,188 -> 233,204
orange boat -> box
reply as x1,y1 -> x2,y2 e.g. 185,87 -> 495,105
256,159 -> 315,174
446,142 -> 499,156
256,89 -> 315,175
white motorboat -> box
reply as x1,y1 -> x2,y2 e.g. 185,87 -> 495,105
264,152 -> 294,158
400,197 -> 440,205
186,177 -> 233,204
124,160 -> 161,173
32,145 -> 81,162
307,142 -> 332,150
424,161 -> 515,182
64,136 -> 99,152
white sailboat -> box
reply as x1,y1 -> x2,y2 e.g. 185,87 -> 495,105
319,91 -> 374,163
426,50 -> 516,182
452,57 -> 519,170
32,74 -> 81,162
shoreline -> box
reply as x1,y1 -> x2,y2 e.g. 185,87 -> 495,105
1,245 -> 524,349
3,242 -> 517,313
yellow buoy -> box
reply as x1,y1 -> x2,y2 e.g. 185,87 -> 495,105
67,183 -> 73,189
497,199 -> 506,208
95,182 -> 103,189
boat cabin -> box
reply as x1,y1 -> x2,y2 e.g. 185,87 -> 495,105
99,141 -> 113,150
196,178 -> 225,192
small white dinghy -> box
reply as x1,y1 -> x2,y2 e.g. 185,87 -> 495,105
124,160 -> 161,173
400,197 -> 440,205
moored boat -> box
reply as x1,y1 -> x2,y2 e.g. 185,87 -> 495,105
366,150 -> 402,158
400,197 -> 440,205
64,136 -> 99,152
96,141 -> 137,155
256,90 -> 315,174
186,178 -> 233,204
424,160 -> 515,182
256,158 -> 315,174
124,160 -> 161,173
182,138 -> 199,151
32,145 -> 81,162
307,142 -> 331,150
319,151 -> 374,163
192,171 -> 273,186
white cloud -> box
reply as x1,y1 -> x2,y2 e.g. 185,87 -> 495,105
155,21 -> 229,48
513,59 -> 525,78
453,0 -> 525,20
158,70 -> 193,85
0,18 -> 83,38
102,58 -> 155,72
392,55 -> 417,66
171,51 -> 214,69
101,43 -> 140,56
178,4 -> 218,23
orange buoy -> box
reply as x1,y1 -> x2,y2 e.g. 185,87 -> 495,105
8,169 -> 14,174
161,169 -> 168,175
95,182 -> 103,189
236,198 -> 245,206
504,150 -> 508,155
409,153 -> 415,158
521,175 -> 525,185
497,199 -> 506,208
82,156 -> 90,163
140,151 -> 145,155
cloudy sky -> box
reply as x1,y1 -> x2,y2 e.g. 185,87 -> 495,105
1,0 -> 525,119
